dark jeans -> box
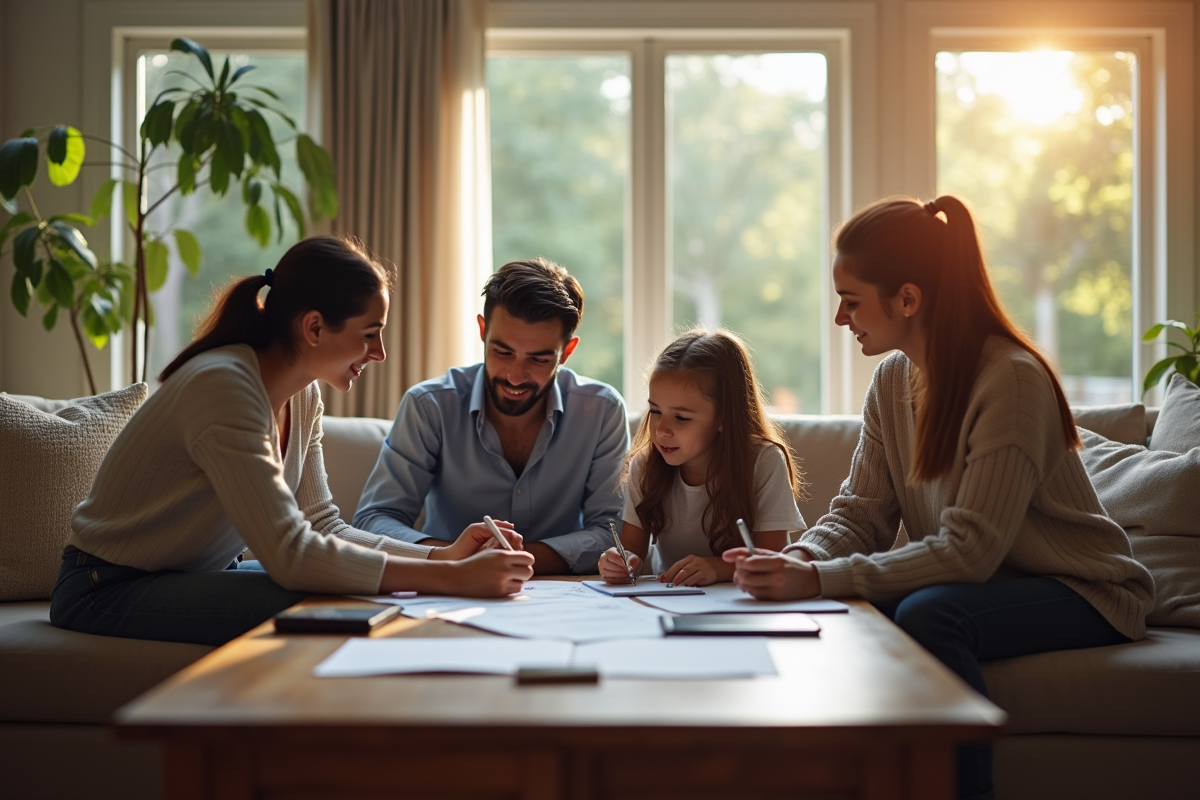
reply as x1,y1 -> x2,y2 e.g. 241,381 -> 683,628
50,548 -> 309,646
875,577 -> 1130,799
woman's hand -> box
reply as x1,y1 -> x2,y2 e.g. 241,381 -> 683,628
429,520 -> 523,561
598,547 -> 642,584
444,548 -> 534,596
661,554 -> 727,587
722,548 -> 821,600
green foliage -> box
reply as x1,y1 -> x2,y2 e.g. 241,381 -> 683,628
1142,313 -> 1200,394
0,38 -> 337,391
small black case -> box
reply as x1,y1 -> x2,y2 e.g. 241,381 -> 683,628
273,605 -> 400,634
660,613 -> 821,636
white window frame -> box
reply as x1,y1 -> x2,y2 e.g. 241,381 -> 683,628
488,3 -> 879,413
81,1 -> 306,391
901,2 -> 1194,406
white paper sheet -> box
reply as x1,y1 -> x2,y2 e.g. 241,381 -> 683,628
582,578 -> 705,597
313,637 -> 574,677
452,600 -> 665,643
636,583 -> 849,614
575,637 -> 777,679
352,581 -> 619,614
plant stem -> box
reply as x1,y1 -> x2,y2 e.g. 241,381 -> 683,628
69,306 -> 98,395
22,187 -> 42,220
77,133 -> 139,165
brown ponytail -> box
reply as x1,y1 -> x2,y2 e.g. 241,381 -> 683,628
835,195 -> 1079,482
159,235 -> 393,382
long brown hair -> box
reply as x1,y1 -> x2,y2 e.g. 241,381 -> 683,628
159,235 -> 393,382
835,195 -> 1079,482
627,329 -> 805,554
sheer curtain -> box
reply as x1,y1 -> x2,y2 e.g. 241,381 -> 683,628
309,0 -> 490,419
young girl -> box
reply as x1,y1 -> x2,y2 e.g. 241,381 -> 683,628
599,329 -> 805,587
724,196 -> 1153,800
51,235 -> 533,647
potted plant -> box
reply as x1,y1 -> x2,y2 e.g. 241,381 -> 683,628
0,38 -> 337,393
1142,312 -> 1200,394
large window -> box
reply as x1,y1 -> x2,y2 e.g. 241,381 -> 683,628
936,50 -> 1136,404
488,39 -> 839,409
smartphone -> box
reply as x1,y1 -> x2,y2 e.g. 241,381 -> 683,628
273,605 -> 401,634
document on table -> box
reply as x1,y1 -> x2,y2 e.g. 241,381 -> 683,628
351,580 -> 618,612
582,577 -> 705,597
636,583 -> 850,614
314,636 -> 776,679
448,599 -> 666,643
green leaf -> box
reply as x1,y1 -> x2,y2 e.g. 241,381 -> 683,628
245,203 -> 271,247
295,134 -> 338,219
90,178 -> 119,221
49,222 -> 98,269
216,119 -> 245,179
48,212 -> 95,227
273,183 -> 306,239
209,148 -> 231,195
13,225 -> 41,275
46,126 -> 85,186
122,180 -> 140,228
1143,356 -> 1179,396
11,271 -> 31,316
0,211 -> 33,254
245,85 -> 282,101
0,137 -> 40,199
242,175 -> 262,206
141,101 -> 175,148
173,100 -> 201,152
244,108 -> 280,177
170,38 -> 214,81
229,106 -> 253,151
174,229 -> 202,276
44,259 -> 75,308
1175,355 -> 1198,382
82,300 -> 110,348
217,56 -> 231,91
24,259 -> 44,288
273,191 -> 283,242
228,64 -> 256,86
144,239 -> 170,292
177,155 -> 198,195
42,304 -> 58,331
1,194 -> 16,214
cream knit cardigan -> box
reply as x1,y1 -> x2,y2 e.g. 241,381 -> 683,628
788,336 -> 1154,640
70,345 -> 431,595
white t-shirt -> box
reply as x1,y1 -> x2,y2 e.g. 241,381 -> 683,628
622,444 -> 806,573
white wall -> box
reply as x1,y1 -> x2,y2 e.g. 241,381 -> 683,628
3,0 -> 1200,397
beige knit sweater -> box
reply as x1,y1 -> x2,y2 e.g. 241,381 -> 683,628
787,336 -> 1154,640
70,345 -> 431,595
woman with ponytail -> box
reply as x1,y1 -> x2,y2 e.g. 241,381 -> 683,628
51,235 -> 533,646
724,197 -> 1153,799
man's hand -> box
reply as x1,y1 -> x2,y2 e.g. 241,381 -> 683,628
660,554 -> 728,587
525,542 -> 570,575
429,520 -> 523,561
598,547 -> 642,584
443,548 -> 534,596
721,548 -> 821,600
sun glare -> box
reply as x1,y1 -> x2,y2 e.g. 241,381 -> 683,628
938,50 -> 1084,126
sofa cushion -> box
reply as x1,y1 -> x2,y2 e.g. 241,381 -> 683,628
0,601 -> 211,724
0,384 -> 147,601
1149,373 -> 1200,453
981,627 -> 1200,735
320,415 -> 391,522
1071,403 -> 1147,446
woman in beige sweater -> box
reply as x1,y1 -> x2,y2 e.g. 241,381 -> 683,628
52,236 -> 533,646
724,196 -> 1153,800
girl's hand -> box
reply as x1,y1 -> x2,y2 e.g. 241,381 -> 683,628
598,547 -> 641,584
445,548 -> 534,596
661,554 -> 724,587
430,520 -> 523,561
722,548 -> 821,600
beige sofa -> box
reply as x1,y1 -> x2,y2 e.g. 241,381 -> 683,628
2,408 -> 1198,800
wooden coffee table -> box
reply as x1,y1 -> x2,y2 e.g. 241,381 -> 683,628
116,594 -> 1004,800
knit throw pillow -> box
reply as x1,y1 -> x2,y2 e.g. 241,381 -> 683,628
1079,418 -> 1200,628
0,384 -> 147,601
1149,373 -> 1200,453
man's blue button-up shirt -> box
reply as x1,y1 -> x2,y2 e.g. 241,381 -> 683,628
353,365 -> 628,573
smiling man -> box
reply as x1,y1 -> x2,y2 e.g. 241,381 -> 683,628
353,258 -> 628,574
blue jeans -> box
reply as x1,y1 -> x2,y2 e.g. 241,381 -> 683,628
50,548 -> 309,646
875,578 -> 1130,799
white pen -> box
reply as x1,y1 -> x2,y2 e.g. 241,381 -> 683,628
482,515 -> 515,551
609,522 -> 638,584
736,518 -> 756,555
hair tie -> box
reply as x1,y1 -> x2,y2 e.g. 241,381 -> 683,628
263,268 -> 274,287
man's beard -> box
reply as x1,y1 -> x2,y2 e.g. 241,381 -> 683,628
485,366 -> 556,417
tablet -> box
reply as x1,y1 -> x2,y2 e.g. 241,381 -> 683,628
274,605 -> 401,634
660,613 -> 820,636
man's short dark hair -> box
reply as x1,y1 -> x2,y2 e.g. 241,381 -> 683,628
482,257 -> 584,341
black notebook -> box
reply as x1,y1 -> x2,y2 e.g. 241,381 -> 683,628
660,613 -> 821,637
273,605 -> 400,634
